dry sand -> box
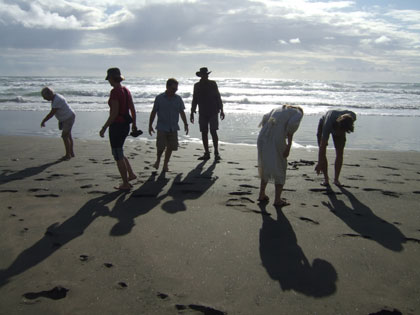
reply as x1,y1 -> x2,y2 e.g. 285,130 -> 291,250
0,135 -> 419,315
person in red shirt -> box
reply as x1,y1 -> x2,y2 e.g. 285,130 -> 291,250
100,68 -> 138,191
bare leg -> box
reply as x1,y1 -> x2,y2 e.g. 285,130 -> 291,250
61,134 -> 72,159
163,149 -> 173,172
153,149 -> 164,169
116,158 -> 131,190
202,132 -> 210,154
334,147 -> 344,186
273,184 -> 288,206
198,132 -> 211,160
68,133 -> 75,157
321,156 -> 329,186
210,130 -> 219,156
258,179 -> 269,201
124,157 -> 137,181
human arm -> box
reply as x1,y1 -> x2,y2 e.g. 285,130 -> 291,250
190,85 -> 198,123
148,110 -> 157,136
128,93 -> 137,131
284,133 -> 293,158
180,111 -> 189,135
41,108 -> 58,127
214,82 -> 225,120
100,100 -> 119,137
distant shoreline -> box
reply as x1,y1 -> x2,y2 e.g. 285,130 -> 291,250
1,110 -> 420,152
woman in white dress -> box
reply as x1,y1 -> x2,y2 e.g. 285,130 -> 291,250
257,105 -> 304,206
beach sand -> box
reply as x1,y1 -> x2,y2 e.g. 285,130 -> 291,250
0,135 -> 419,314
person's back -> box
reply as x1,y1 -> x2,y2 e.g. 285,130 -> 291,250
52,93 -> 74,122
193,79 -> 221,116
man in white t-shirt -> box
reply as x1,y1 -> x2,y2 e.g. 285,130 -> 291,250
41,87 -> 76,160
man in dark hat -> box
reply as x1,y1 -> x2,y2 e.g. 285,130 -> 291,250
190,67 -> 225,160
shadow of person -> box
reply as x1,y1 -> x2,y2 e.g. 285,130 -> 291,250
0,160 -> 62,185
161,160 -> 218,214
0,190 -> 124,287
322,187 -> 405,252
108,172 -> 170,236
258,202 -> 337,297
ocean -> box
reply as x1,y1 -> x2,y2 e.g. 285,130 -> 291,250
1,76 -> 419,151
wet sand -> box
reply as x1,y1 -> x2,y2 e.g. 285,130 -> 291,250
0,135 -> 419,314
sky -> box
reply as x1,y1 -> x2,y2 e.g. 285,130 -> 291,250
0,0 -> 420,82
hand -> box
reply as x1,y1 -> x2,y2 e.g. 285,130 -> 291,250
220,111 -> 225,120
190,113 -> 194,124
132,124 -> 137,132
184,124 -> 189,135
41,122 -> 45,128
148,125 -> 155,136
315,163 -> 324,175
283,146 -> 290,158
99,128 -> 105,138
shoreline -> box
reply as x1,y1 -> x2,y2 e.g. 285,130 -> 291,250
0,135 -> 419,314
1,110 -> 420,152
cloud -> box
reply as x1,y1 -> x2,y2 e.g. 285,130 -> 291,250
0,0 -> 419,81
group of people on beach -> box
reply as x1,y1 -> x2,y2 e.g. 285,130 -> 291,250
40,66 -> 356,206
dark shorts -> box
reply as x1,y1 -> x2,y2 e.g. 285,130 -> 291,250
156,130 -> 178,151
317,118 -> 346,150
199,113 -> 219,133
109,123 -> 129,160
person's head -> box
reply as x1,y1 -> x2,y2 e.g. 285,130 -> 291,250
41,87 -> 54,101
105,67 -> 125,84
166,78 -> 178,97
284,104 -> 304,115
196,67 -> 211,79
336,114 -> 355,133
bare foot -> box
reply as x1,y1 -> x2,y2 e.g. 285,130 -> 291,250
114,184 -> 131,191
59,155 -> 71,161
320,181 -> 330,187
162,165 -> 169,172
273,199 -> 290,207
128,174 -> 137,181
334,179 -> 343,187
257,195 -> 269,202
153,161 -> 160,169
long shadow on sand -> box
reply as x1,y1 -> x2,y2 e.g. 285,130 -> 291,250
0,160 -> 62,185
108,172 -> 170,236
323,187 -> 406,251
160,160 -> 218,214
259,203 -> 337,297
0,190 -> 124,287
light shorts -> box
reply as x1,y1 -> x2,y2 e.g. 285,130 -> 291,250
156,130 -> 178,151
316,118 -> 346,150
59,113 -> 75,137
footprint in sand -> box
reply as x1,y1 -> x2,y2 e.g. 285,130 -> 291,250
339,233 -> 372,239
35,194 -> 60,198
23,286 -> 69,301
299,217 -> 320,225
175,304 -> 226,315
116,282 -> 128,289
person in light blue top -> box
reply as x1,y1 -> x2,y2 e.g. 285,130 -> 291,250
148,78 -> 189,172
315,109 -> 356,187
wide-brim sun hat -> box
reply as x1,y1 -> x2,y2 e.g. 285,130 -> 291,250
105,67 -> 125,81
196,67 -> 212,77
